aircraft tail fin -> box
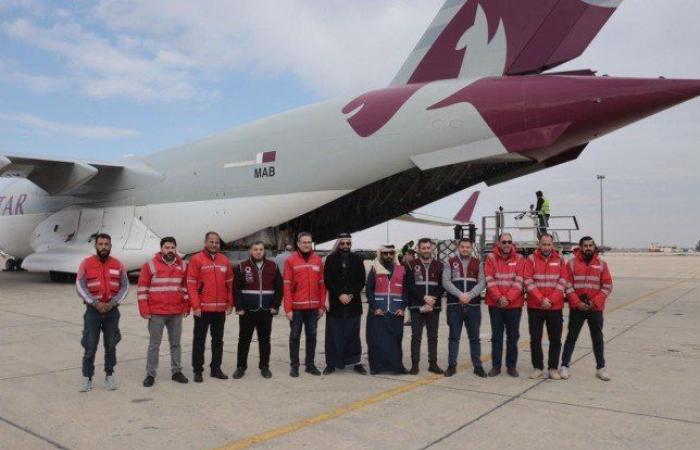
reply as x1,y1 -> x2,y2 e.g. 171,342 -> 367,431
392,0 -> 623,85
453,191 -> 480,223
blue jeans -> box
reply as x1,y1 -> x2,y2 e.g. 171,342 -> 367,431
489,307 -> 522,369
289,310 -> 318,368
81,306 -> 121,378
446,304 -> 482,368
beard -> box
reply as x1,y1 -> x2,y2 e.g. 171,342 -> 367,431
97,249 -> 110,260
582,251 -> 594,261
163,253 -> 175,262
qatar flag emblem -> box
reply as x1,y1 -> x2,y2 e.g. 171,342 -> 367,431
256,151 -> 276,164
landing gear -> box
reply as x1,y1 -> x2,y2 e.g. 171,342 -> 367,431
49,271 -> 75,283
4,258 -> 23,272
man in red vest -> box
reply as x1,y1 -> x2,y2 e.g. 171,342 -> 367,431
485,233 -> 526,377
233,241 -> 283,379
187,231 -> 234,383
284,232 -> 326,378
76,233 -> 129,392
137,236 -> 190,387
524,234 -> 567,380
561,236 -> 613,381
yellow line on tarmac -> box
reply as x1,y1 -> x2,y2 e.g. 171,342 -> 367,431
219,276 -> 697,450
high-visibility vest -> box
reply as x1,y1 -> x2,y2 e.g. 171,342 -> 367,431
540,197 -> 551,215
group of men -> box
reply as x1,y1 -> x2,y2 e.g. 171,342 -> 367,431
75,228 -> 613,392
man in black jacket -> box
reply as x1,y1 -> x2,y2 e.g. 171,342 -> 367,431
323,233 -> 367,375
232,241 -> 283,379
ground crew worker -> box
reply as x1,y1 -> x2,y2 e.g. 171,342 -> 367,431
535,191 -> 550,237
442,238 -> 486,378
76,233 -> 129,392
366,244 -> 409,375
485,233 -> 525,377
187,231 -> 233,383
323,233 -> 367,375
406,237 -> 445,375
284,232 -> 326,378
137,236 -> 190,387
233,241 -> 283,379
561,236 -> 613,381
524,234 -> 567,380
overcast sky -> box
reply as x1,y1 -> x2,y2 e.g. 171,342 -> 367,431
1,0 -> 699,249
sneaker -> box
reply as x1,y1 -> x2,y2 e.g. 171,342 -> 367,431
290,367 -> 299,378
143,375 -> 155,387
80,377 -> 93,392
353,364 -> 368,375
428,363 -> 444,375
322,366 -> 335,375
444,365 -> 456,377
305,365 -> 321,376
488,367 -> 501,377
232,368 -> 246,379
210,368 -> 229,380
559,366 -> 570,380
409,364 -> 420,375
171,372 -> 188,383
260,367 -> 272,379
193,372 -> 203,383
596,368 -> 611,381
474,366 -> 487,378
507,367 -> 519,378
548,369 -> 562,380
105,375 -> 118,391
529,369 -> 543,379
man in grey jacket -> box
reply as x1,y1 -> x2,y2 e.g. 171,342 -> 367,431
442,238 -> 486,377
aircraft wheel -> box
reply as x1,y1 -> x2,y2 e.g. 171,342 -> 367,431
5,259 -> 15,271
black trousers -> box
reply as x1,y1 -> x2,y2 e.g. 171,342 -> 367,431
237,310 -> 273,370
289,310 -> 319,368
192,311 -> 226,373
410,310 -> 440,364
527,309 -> 563,370
562,309 -> 605,369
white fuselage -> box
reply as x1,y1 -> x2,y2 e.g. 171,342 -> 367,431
1,78 -> 509,271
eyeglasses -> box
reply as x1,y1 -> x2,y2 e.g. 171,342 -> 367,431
500,240 -> 512,244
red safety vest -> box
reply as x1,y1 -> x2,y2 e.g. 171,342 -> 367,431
137,253 -> 189,316
81,255 -> 124,302
373,264 -> 406,314
484,246 -> 525,309
524,249 -> 567,310
283,251 -> 326,312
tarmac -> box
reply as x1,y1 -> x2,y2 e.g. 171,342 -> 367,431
0,253 -> 699,450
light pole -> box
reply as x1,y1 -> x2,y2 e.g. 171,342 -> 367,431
597,175 -> 606,250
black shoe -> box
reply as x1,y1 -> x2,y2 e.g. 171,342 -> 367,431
260,367 -> 272,379
428,363 -> 444,375
323,366 -> 335,375
507,367 -> 519,378
305,365 -> 321,376
232,368 -> 245,379
353,364 -> 368,375
143,375 -> 155,387
409,364 -> 420,375
193,372 -> 203,383
397,366 -> 409,375
290,367 -> 299,378
171,372 -> 188,384
444,365 -> 456,377
488,367 -> 501,377
210,368 -> 229,380
370,369 -> 380,375
474,366 -> 487,378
